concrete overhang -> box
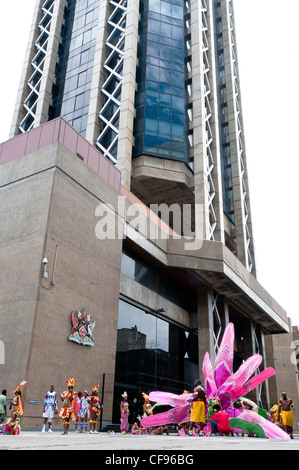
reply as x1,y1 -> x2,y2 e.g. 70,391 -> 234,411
122,191 -> 288,335
166,239 -> 289,335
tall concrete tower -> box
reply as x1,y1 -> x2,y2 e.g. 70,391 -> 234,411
5,0 -> 292,421
10,0 -> 254,274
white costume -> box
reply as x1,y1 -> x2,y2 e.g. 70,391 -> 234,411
43,391 -> 58,421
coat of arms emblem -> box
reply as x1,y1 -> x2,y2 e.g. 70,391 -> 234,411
68,307 -> 95,346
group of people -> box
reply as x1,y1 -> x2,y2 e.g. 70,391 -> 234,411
0,379 -> 103,436
120,391 -> 166,435
44,379 -> 103,435
185,380 -> 296,439
121,380 -> 296,440
0,381 -> 27,435
0,378 -> 296,439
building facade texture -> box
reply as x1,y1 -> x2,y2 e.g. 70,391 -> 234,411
1,0 -> 298,426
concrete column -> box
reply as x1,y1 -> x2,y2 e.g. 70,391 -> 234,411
190,0 -> 210,240
206,0 -> 225,244
220,0 -> 256,274
197,286 -> 214,372
260,328 -> 271,408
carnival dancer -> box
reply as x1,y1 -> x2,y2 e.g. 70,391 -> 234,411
142,393 -> 153,434
88,385 -> 102,434
131,421 -> 142,435
42,385 -> 58,433
79,390 -> 90,433
2,411 -> 21,435
10,381 -> 27,417
73,391 -> 82,432
120,392 -> 130,434
278,392 -> 295,439
59,378 -> 77,435
210,404 -> 232,436
189,379 -> 206,436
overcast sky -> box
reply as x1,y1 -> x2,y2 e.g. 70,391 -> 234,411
0,0 -> 298,326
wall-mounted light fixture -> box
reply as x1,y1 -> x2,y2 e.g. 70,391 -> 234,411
42,256 -> 48,279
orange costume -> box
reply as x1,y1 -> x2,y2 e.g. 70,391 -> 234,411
88,385 -> 102,425
59,378 -> 77,424
11,381 -> 27,416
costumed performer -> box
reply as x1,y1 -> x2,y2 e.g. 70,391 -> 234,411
142,393 -> 153,417
59,378 -> 77,435
42,385 -> 58,433
153,425 -> 169,435
270,404 -> 281,426
2,411 -> 21,436
210,404 -> 232,436
239,397 -> 259,413
74,391 -> 82,432
131,421 -> 142,435
88,385 -> 102,434
120,392 -> 130,434
278,392 -> 295,439
189,379 -> 206,436
10,381 -> 27,416
142,393 -> 153,434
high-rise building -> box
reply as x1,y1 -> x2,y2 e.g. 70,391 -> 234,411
2,0 -> 297,427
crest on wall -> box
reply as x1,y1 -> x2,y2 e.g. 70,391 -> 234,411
69,307 -> 96,347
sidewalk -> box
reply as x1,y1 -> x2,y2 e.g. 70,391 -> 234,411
0,430 -> 298,451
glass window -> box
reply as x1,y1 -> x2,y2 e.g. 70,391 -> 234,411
78,70 -> 87,87
75,93 -> 85,110
145,117 -> 158,133
148,19 -> 160,34
161,1 -> 172,17
172,5 -> 183,19
85,10 -> 94,24
158,120 -> 171,136
113,298 -> 198,423
148,0 -> 160,13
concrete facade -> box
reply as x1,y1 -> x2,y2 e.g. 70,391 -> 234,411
0,125 -> 123,427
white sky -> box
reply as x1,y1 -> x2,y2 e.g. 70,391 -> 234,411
0,0 -> 298,326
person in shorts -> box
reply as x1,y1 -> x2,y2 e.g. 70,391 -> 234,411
42,385 -> 58,433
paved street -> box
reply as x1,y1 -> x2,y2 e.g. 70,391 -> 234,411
0,430 -> 298,452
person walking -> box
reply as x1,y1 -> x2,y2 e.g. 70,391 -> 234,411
278,392 -> 295,439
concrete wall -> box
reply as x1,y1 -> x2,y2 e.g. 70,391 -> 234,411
265,318 -> 299,425
0,141 -> 123,428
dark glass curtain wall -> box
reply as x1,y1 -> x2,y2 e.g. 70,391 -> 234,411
133,0 -> 190,164
112,298 -> 199,424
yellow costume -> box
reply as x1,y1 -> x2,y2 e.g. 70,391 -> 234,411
190,400 -> 205,423
280,410 -> 293,427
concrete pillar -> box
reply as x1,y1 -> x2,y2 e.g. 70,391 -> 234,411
197,286 -> 214,373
